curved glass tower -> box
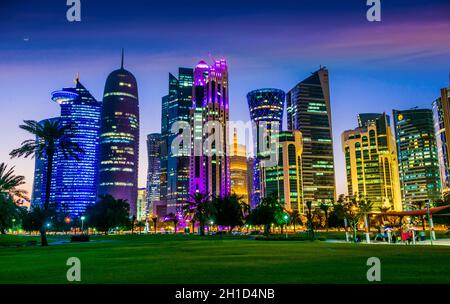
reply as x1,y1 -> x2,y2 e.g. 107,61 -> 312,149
98,52 -> 139,216
247,88 -> 285,206
50,79 -> 101,217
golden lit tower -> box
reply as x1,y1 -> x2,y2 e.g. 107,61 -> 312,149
230,129 -> 250,204
342,113 -> 402,211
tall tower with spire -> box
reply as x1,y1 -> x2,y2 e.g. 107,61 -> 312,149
98,50 -> 140,216
31,77 -> 102,217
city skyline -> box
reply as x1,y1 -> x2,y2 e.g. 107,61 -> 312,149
1,0 -> 449,198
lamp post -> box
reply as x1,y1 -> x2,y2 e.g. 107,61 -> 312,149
80,216 -> 86,234
283,214 -> 289,239
426,201 -> 435,245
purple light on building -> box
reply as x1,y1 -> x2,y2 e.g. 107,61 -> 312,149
189,58 -> 230,198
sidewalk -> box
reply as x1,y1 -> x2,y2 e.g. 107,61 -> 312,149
325,239 -> 450,246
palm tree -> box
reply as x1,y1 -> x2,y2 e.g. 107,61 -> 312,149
289,210 -> 302,233
185,193 -> 211,236
0,162 -> 28,200
151,216 -> 158,234
319,203 -> 331,232
412,201 -> 426,231
10,119 -> 83,246
359,198 -> 374,243
167,212 -> 179,233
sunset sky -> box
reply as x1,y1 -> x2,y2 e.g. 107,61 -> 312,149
0,0 -> 449,197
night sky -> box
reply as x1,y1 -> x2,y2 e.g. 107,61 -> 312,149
0,0 -> 449,196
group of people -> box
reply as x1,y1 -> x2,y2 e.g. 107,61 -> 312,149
374,226 -> 427,244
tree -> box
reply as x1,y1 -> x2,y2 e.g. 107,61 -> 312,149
319,203 -> 331,231
411,201 -> 427,231
359,198 -> 374,243
0,193 -> 25,234
167,212 -> 179,233
85,195 -> 130,234
212,194 -> 247,233
185,193 -> 212,236
305,201 -> 315,240
289,210 -> 302,233
0,162 -> 28,200
10,119 -> 83,246
246,192 -> 284,236
151,215 -> 158,234
342,195 -> 372,243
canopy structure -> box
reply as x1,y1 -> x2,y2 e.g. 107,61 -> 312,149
369,205 -> 450,217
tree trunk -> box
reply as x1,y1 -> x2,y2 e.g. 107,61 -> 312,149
264,224 -> 270,236
199,222 -> 205,236
41,151 -> 54,247
40,226 -> 48,246
421,216 -> 426,231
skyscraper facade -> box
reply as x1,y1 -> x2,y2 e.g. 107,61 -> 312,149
432,85 -> 450,195
230,129 -> 249,204
50,79 -> 102,217
136,188 -> 147,221
393,109 -> 441,208
161,68 -> 193,214
98,54 -> 139,216
286,67 -> 335,206
247,88 -> 285,206
146,133 -> 161,213
262,130 -> 303,212
342,113 -> 402,211
189,59 -> 230,198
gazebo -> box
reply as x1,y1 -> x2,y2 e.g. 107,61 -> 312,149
368,205 -> 450,241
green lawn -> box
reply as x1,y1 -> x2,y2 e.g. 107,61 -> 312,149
0,234 -> 449,284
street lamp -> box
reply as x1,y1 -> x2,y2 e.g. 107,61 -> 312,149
80,216 -> 86,233
283,214 -> 289,239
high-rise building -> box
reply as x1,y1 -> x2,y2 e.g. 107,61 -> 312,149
230,129 -> 249,204
342,113 -> 402,211
160,68 -> 193,214
393,109 -> 441,208
146,133 -> 161,214
432,85 -> 450,195
31,78 -> 102,217
98,52 -> 139,216
262,130 -> 303,212
51,78 -> 102,217
136,188 -> 147,221
247,88 -> 285,206
189,59 -> 230,198
287,67 -> 336,206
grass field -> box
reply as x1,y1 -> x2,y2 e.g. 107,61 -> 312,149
1,234 -> 449,284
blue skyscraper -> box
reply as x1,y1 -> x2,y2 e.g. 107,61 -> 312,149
247,88 -> 285,206
49,77 -> 102,217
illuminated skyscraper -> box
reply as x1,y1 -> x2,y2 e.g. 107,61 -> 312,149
31,79 -> 101,217
189,59 -> 230,198
432,85 -> 450,195
262,130 -> 303,212
393,109 -> 441,208
247,88 -> 285,206
342,113 -> 402,211
230,129 -> 249,204
51,79 -> 102,217
146,133 -> 161,213
161,68 -> 193,214
98,51 -> 139,216
136,188 -> 147,221
287,67 -> 335,206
